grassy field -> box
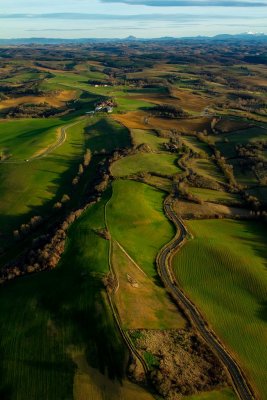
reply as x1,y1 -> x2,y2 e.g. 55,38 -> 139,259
107,179 -> 174,278
181,135 -> 213,156
0,195 -> 129,399
111,153 -> 180,177
0,117 -> 86,242
0,118 -> 65,160
189,158 -> 226,183
131,129 -> 167,151
112,241 -> 185,330
189,188 -> 241,205
0,116 -> 130,256
173,219 -> 267,399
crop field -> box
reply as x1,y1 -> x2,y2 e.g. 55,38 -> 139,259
148,117 -> 213,135
0,90 -> 77,113
107,180 -> 174,278
111,153 -> 180,177
173,219 -> 267,399
0,196 -> 129,400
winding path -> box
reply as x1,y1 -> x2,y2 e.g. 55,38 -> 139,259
1,117 -> 85,164
157,198 -> 255,400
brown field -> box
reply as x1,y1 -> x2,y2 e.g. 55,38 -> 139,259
133,90 -> 209,113
113,111 -> 151,130
0,90 -> 77,110
173,199 -> 252,219
215,118 -> 251,133
148,116 -> 213,134
112,241 -> 186,330
170,88 -> 211,112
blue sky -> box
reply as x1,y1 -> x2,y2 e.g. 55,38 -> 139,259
0,0 -> 266,38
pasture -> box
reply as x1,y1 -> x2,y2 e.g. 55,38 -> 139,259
173,219 -> 267,399
111,153 -> 180,177
107,179 -> 174,278
131,129 -> 167,152
111,241 -> 185,330
0,118 -> 65,160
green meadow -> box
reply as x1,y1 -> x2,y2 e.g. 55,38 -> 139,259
0,195 -> 128,400
131,129 -> 167,151
173,219 -> 267,399
0,116 -> 130,256
0,118 -> 65,160
111,153 -> 180,178
107,179 -> 174,278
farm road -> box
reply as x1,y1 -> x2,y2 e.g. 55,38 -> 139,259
1,117 -> 86,164
157,199 -> 255,400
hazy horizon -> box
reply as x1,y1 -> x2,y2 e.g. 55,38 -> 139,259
0,0 -> 267,39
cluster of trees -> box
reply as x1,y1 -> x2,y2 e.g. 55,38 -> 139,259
2,208 -> 86,282
6,102 -> 67,118
212,150 -> 239,189
13,216 -> 43,241
151,104 -> 189,119
236,141 -> 267,159
72,149 -> 91,186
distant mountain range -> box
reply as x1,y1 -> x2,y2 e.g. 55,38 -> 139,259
0,33 -> 266,45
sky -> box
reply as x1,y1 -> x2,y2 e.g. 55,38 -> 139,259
0,0 -> 267,38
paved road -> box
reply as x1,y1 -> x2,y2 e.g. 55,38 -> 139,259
157,200 -> 255,400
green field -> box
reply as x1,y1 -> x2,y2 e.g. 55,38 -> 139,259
173,219 -> 267,399
107,179 -> 174,278
131,129 -> 167,151
0,116 -> 130,256
0,118 -> 65,160
190,158 -> 226,183
111,153 -> 180,178
0,195 -> 128,400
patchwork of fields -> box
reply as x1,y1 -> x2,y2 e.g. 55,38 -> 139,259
0,45 -> 266,400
